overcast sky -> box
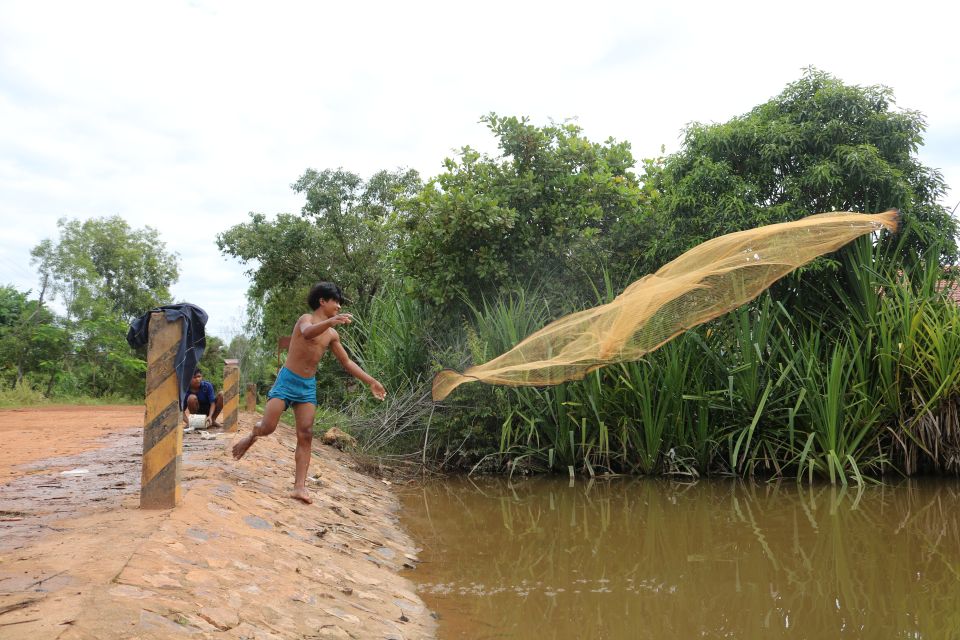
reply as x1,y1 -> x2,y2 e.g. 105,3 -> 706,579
2,0 -> 958,339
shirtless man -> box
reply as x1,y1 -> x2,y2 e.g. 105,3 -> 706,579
231,282 -> 386,503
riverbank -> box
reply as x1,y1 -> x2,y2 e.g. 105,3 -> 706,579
0,407 -> 435,639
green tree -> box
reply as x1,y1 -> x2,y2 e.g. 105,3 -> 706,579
28,217 -> 179,398
0,285 -> 69,391
649,68 -> 957,267
218,168 -> 421,340
226,333 -> 275,396
197,335 -> 226,390
69,298 -> 145,397
400,114 -> 654,309
293,167 -> 422,305
30,216 -> 180,322
217,213 -> 324,341
0,285 -> 27,326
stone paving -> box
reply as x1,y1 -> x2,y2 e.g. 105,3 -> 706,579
0,412 -> 434,639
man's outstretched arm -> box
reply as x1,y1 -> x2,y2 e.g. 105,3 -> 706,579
299,313 -> 353,340
330,337 -> 386,400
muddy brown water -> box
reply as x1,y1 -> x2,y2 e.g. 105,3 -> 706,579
399,476 -> 960,639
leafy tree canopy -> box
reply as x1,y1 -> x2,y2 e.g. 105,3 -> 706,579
30,216 -> 180,322
400,114 -> 656,309
0,285 -> 29,327
649,68 -> 957,267
293,167 -> 421,305
218,168 -> 421,340
0,284 -> 69,391
217,213 -> 324,340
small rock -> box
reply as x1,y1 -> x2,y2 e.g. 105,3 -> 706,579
243,515 -> 272,530
109,585 -> 156,599
197,606 -> 239,631
374,547 -> 395,560
321,427 -> 357,450
292,593 -> 317,604
322,607 -> 360,625
315,625 -> 352,640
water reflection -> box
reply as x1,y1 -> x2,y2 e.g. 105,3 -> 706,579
399,477 -> 960,639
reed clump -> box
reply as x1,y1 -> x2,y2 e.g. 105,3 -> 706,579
339,237 -> 960,485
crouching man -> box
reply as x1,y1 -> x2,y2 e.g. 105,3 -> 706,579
183,368 -> 224,428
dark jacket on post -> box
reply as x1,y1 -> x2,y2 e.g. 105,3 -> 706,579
127,303 -> 208,409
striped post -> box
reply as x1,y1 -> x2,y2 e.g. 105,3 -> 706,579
222,359 -> 239,432
141,312 -> 182,509
245,383 -> 256,412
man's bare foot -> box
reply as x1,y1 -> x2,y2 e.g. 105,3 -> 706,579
211,421 -> 224,429
290,487 -> 312,504
232,434 -> 257,460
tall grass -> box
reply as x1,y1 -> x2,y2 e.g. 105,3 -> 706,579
345,242 -> 960,483
0,380 -> 48,407
792,335 -> 885,485
0,379 -> 141,408
345,288 -> 431,391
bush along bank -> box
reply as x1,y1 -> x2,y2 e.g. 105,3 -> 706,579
338,241 -> 960,486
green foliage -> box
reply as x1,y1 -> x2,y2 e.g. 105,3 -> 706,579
649,67 -> 957,269
400,114 -> 655,309
31,216 -> 179,322
0,284 -> 70,393
293,168 -> 422,306
0,380 -> 47,407
68,298 -> 146,398
793,334 -> 884,484
21,216 -> 179,400
197,335 -> 227,390
217,168 -> 422,340
329,285 -> 504,464
226,333 -> 276,397
455,291 -> 554,470
209,70 -> 960,484
0,283 -> 147,401
217,213 -> 327,341
342,286 -> 431,391
476,249 -> 960,483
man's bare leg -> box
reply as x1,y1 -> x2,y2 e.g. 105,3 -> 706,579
210,392 -> 225,428
232,397 -> 285,460
183,394 -> 199,425
290,402 -> 317,504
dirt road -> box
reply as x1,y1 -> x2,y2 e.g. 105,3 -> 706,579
0,405 -> 144,483
0,406 -> 434,639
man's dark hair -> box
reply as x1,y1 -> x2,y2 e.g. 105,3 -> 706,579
193,367 -> 202,375
307,282 -> 344,310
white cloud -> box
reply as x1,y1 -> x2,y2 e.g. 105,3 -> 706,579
1,0 -> 958,338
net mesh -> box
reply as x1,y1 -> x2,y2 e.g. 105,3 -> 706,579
432,210 -> 899,401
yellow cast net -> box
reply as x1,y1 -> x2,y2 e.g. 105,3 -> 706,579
432,210 -> 899,401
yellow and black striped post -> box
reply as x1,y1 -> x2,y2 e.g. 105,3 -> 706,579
245,383 -> 256,412
141,312 -> 183,509
222,359 -> 239,432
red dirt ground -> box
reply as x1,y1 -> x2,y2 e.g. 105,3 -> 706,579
0,405 -> 144,484
0,405 -> 434,639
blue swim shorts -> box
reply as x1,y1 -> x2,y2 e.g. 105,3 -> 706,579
267,367 -> 317,409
